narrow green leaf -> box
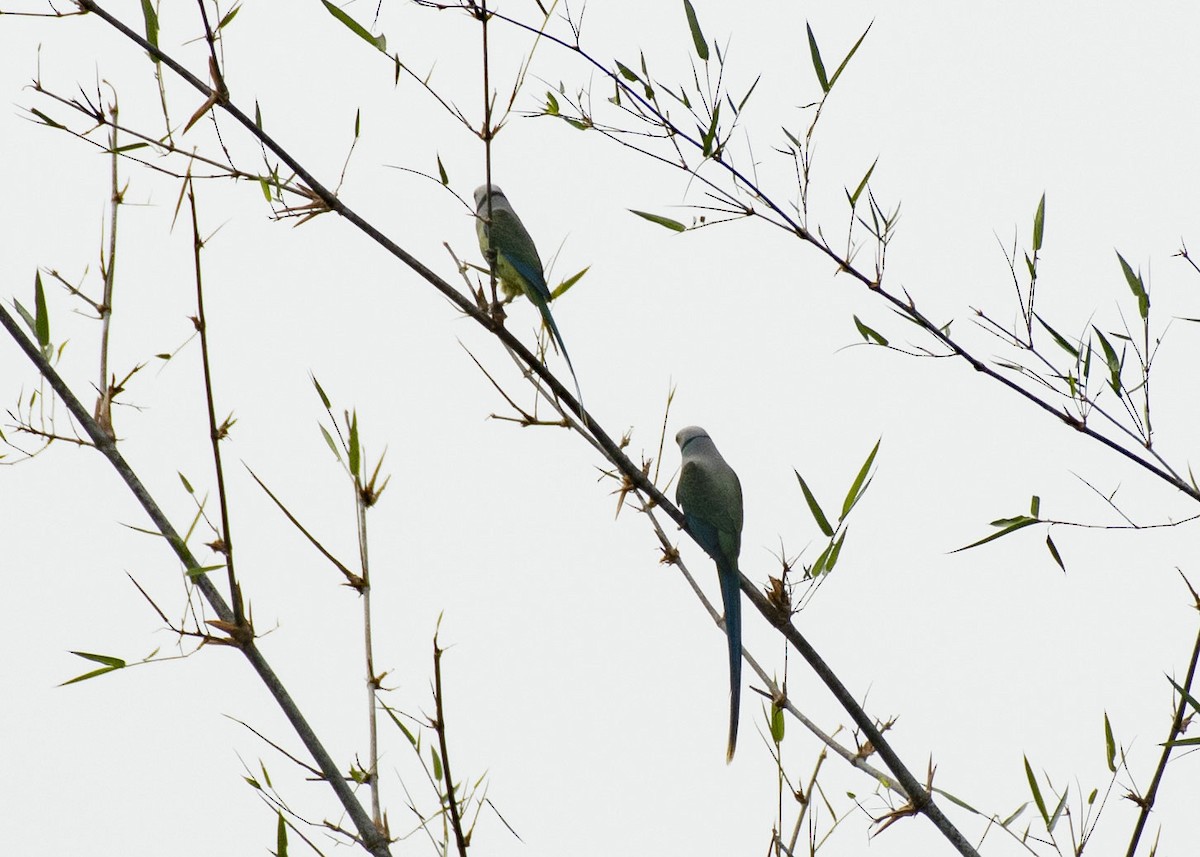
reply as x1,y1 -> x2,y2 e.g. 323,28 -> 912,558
809,540 -> 832,577
951,516 -> 1038,553
1116,251 -> 1150,320
353,108 -> 361,139
1046,534 -> 1066,572
1092,326 -> 1123,394
682,0 -> 709,61
795,470 -> 834,537
733,75 -> 761,115
185,563 -> 226,578
629,209 -> 686,232
13,298 -> 36,334
545,90 -> 560,115
1166,675 -> 1200,717
1087,788 -> 1097,805
34,271 -> 50,353
1103,713 -> 1116,772
71,651 -> 127,668
60,665 -> 123,686
320,0 -> 386,52
1024,252 -> 1036,280
825,528 -> 847,573
112,142 -> 150,154
1032,193 -> 1046,252
1047,786 -> 1068,832
1035,315 -> 1080,359
311,374 -> 331,409
216,4 -> 241,31
700,102 -> 721,157
806,23 -> 830,93
614,61 -> 642,83
1000,802 -> 1028,827
348,411 -> 360,477
139,0 -> 160,61
1164,736 -> 1200,747
848,158 -> 877,207
319,424 -> 340,461
1029,495 -> 1040,517
769,703 -> 785,743
179,472 -> 195,494
431,746 -> 443,781
1024,756 -> 1049,827
841,438 -> 880,520
436,154 -> 448,186
827,21 -> 872,89
852,315 -> 888,346
550,266 -> 590,301
276,811 -> 288,857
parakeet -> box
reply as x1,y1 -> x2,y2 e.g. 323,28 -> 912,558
474,184 -> 583,410
675,425 -> 744,762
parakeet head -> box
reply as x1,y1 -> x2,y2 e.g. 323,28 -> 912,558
473,184 -> 507,212
676,425 -> 710,451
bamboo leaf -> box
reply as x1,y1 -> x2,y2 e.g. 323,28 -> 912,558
550,266 -> 590,300
848,157 -> 878,207
139,0 -> 159,61
828,21 -> 872,89
1032,193 -> 1046,252
1092,326 -> 1123,394
1024,756 -> 1049,827
682,0 -> 709,61
853,314 -> 888,346
320,0 -> 387,52
34,271 -> 50,354
629,209 -> 686,232
1116,251 -> 1150,320
841,438 -> 880,520
795,470 -> 834,537
952,516 -> 1038,552
1104,713 -> 1116,772
806,23 -> 829,93
1046,534 -> 1066,572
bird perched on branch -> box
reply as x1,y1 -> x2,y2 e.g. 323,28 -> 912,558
474,184 -> 583,410
675,425 -> 745,762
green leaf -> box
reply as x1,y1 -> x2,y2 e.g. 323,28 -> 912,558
545,90 -> 560,115
1032,193 -> 1045,252
276,811 -> 288,857
809,540 -> 833,577
848,158 -> 877,208
348,411 -> 360,477
1047,786 -> 1068,832
682,0 -> 709,61
1104,713 -> 1116,772
320,0 -> 387,52
1035,315 -> 1080,359
614,61 -> 642,83
1116,251 -> 1150,320
436,154 -> 448,186
827,21 -> 872,89
139,0 -> 159,61
431,746 -> 443,781
216,4 -> 241,31
59,651 -> 128,686
1029,495 -> 1040,517
806,23 -> 829,93
1166,675 -> 1200,717
28,108 -> 66,130
841,438 -> 880,520
769,703 -> 785,743
353,108 -> 361,139
34,271 -> 50,354
185,563 -> 226,579
629,209 -> 686,232
700,102 -> 721,157
1045,534 -> 1065,572
311,374 -> 331,409
1092,326 -> 1123,394
1000,802 -> 1028,827
952,515 -> 1038,553
794,470 -> 834,537
852,315 -> 888,346
550,266 -> 590,301
1024,756 -> 1049,827
319,424 -> 340,461
825,528 -> 847,573
179,472 -> 194,494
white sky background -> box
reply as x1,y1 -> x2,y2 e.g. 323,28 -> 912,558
2,2 -> 1199,855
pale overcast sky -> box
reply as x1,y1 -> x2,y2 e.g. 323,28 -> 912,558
3,3 -> 1199,856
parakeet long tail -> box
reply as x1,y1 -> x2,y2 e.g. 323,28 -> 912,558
717,557 -> 743,763
533,300 -> 585,414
